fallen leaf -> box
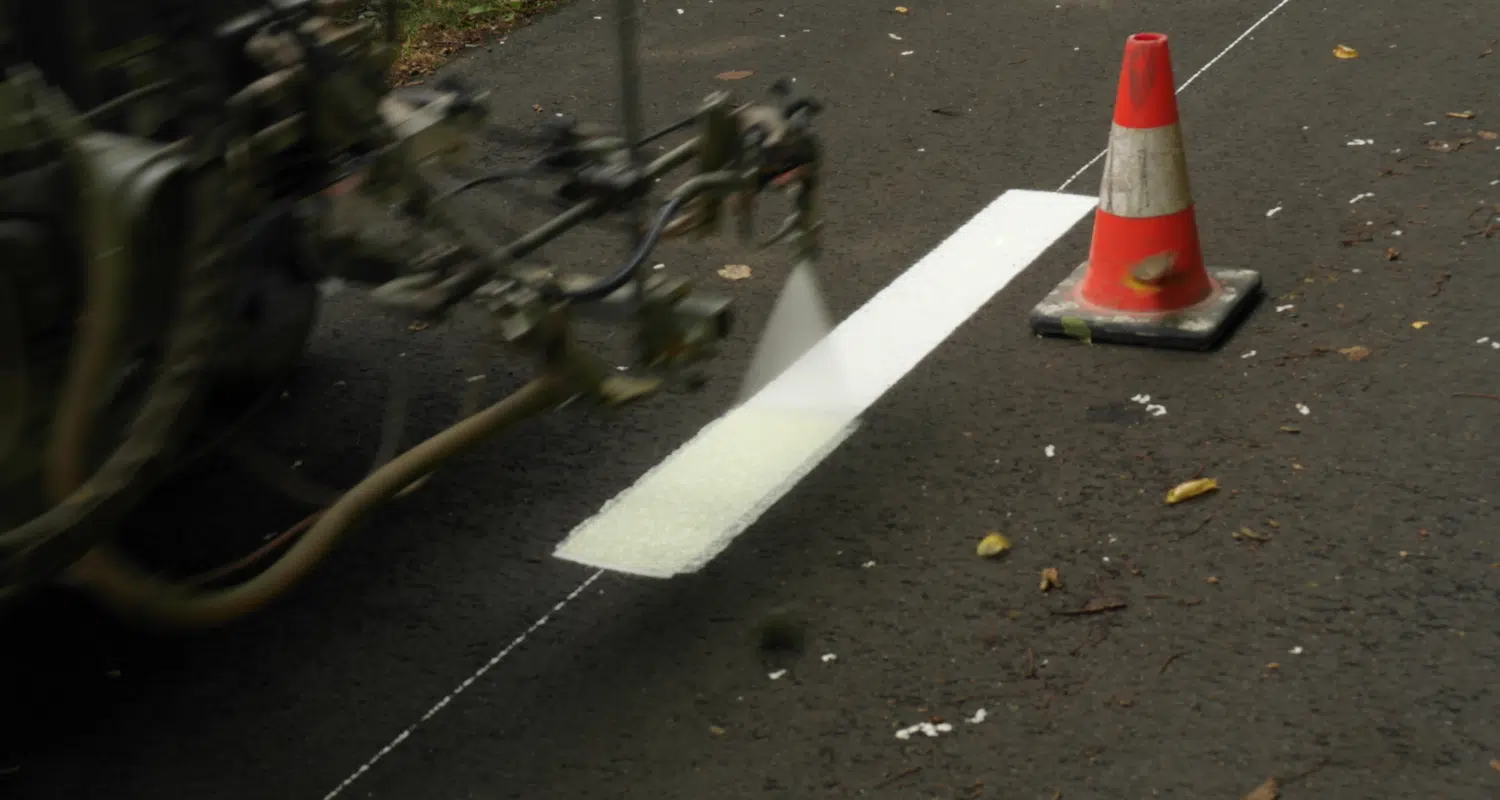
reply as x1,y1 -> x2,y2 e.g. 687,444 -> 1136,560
407,320 -> 430,332
1243,777 -> 1280,800
716,70 -> 754,81
1266,662 -> 1281,670
1233,526 -> 1272,543
976,532 -> 1012,558
1205,576 -> 1220,584
1060,316 -> 1093,343
1447,110 -> 1476,119
1039,567 -> 1062,592
1333,44 -> 1360,59
1428,139 -> 1457,152
1338,345 -> 1371,361
1166,477 -> 1219,505
1385,247 -> 1400,261
709,725 -> 726,736
1279,425 -> 1301,433
894,5 -> 909,12
1490,758 -> 1500,772
1479,131 -> 1499,140
1411,320 -> 1430,329
717,264 -> 752,280
532,103 -> 543,113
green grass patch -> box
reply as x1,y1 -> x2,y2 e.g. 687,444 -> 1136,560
386,0 -> 566,81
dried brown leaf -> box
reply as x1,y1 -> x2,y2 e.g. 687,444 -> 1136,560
1385,247 -> 1400,261
1490,758 -> 1500,772
1333,44 -> 1360,59
1479,130 -> 1499,140
717,264 -> 753,280
716,70 -> 754,81
1039,567 -> 1062,592
1338,345 -> 1371,361
1242,776 -> 1280,800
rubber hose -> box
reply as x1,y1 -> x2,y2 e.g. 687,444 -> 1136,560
63,374 -> 568,629
0,167 -> 234,584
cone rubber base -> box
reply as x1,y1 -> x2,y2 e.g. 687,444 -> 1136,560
1029,262 -> 1262,351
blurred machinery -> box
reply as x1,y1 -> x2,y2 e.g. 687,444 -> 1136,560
0,0 -> 825,627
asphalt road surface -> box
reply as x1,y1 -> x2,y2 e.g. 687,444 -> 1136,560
5,0 -> 1500,798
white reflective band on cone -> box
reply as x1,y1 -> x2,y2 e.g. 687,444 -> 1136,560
1098,122 -> 1195,219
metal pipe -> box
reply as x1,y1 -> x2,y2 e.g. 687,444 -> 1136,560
416,136 -> 702,314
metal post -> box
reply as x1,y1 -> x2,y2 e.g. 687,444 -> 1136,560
612,0 -> 652,364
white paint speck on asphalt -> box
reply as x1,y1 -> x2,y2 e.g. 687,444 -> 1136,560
821,653 -> 838,663
1296,403 -> 1311,416
768,670 -> 788,680
895,721 -> 954,740
1266,206 -> 1283,217
966,709 -> 989,724
1044,445 -> 1056,458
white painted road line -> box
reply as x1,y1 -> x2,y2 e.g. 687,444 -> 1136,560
553,189 -> 1097,578
320,1 -> 1301,794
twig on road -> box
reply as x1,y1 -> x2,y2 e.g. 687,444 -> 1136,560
1158,651 -> 1185,675
1430,271 -> 1452,297
1280,756 -> 1333,786
1174,512 -> 1217,541
1453,392 -> 1500,402
1050,600 -> 1127,617
870,765 -> 922,790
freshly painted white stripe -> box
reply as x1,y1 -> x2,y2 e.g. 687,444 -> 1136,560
1057,0 -> 1298,193
552,189 -> 1097,578
321,2 -> 1301,793
1098,123 -> 1194,218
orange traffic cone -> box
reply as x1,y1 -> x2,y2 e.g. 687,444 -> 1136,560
1030,32 -> 1261,350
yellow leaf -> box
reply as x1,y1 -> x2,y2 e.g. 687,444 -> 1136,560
1060,316 -> 1092,343
1411,320 -> 1430,329
1039,567 -> 1062,592
716,70 -> 754,81
717,264 -> 752,280
1333,44 -> 1360,59
976,532 -> 1012,558
1165,477 -> 1219,505
1446,110 -> 1476,119
894,5 -> 909,11
1338,345 -> 1371,361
